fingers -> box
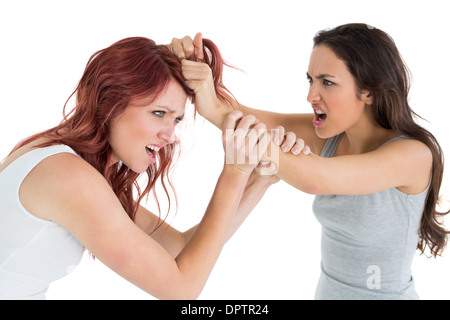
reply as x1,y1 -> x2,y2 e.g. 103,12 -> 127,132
168,36 -> 189,61
168,33 -> 203,62
235,114 -> 257,131
221,110 -> 244,132
284,137 -> 311,155
182,60 -> 211,81
222,111 -> 271,173
254,159 -> 280,179
226,113 -> 259,148
272,126 -> 311,155
255,128 -> 270,159
282,134 -> 302,154
271,125 -> 285,146
300,144 -> 311,155
227,114 -> 265,148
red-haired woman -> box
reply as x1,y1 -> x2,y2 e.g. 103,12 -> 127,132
171,26 -> 449,299
0,37 -> 307,299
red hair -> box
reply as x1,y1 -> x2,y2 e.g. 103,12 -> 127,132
11,36 -> 232,224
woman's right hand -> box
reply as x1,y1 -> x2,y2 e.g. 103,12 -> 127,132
222,111 -> 270,175
168,33 -> 203,62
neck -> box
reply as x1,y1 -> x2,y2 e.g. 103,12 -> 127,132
340,108 -> 396,155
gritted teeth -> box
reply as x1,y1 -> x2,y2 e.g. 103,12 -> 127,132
147,145 -> 161,152
313,107 -> 327,121
315,109 -> 325,115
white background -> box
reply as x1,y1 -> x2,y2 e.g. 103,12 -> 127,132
1,0 -> 449,299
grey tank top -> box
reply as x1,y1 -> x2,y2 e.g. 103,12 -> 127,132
312,133 -> 428,300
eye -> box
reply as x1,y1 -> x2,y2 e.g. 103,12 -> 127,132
153,111 -> 165,118
306,74 -> 313,84
175,117 -> 184,124
322,79 -> 335,86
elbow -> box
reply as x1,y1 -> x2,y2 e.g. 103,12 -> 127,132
157,286 -> 202,300
178,291 -> 201,300
171,285 -> 203,300
298,165 -> 330,195
284,175 -> 324,195
297,173 -> 330,195
302,181 -> 323,195
153,274 -> 204,300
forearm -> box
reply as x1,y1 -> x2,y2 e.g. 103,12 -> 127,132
183,172 -> 273,243
174,166 -> 250,298
199,98 -> 282,131
267,138 -> 320,194
226,173 -> 272,240
198,98 -> 232,129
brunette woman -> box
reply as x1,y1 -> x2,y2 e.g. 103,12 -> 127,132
171,24 -> 449,299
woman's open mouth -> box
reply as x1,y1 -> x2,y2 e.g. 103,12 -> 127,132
145,145 -> 161,163
312,106 -> 327,127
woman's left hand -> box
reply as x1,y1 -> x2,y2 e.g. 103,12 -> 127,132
272,125 -> 311,156
254,127 -> 311,183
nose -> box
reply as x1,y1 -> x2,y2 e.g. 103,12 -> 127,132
158,122 -> 176,144
307,84 -> 320,104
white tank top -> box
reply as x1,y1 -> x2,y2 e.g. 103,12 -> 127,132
0,145 -> 84,300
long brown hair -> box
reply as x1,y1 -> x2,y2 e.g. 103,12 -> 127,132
10,36 -> 231,225
313,23 -> 449,257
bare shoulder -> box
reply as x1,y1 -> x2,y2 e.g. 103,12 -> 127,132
19,148 -> 140,253
16,143 -> 184,297
19,149 -> 114,222
378,137 -> 433,194
379,137 -> 432,162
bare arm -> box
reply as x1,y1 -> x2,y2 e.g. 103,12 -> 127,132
135,136 -> 303,258
200,99 -> 431,196
170,33 -> 324,153
182,168 -> 276,244
19,113 -> 272,299
172,35 -> 432,196
133,172 -> 273,258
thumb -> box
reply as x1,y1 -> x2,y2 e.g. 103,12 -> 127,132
193,32 -> 204,62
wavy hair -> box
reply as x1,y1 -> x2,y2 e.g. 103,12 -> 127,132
11,36 -> 231,225
313,23 -> 449,257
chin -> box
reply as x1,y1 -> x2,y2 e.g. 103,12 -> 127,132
315,126 -> 342,140
315,127 -> 330,139
131,165 -> 149,174
119,160 -> 148,174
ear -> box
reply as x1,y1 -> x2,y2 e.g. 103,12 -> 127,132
361,90 -> 373,105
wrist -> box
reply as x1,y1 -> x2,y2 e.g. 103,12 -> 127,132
250,175 -> 274,189
198,100 -> 233,128
222,164 -> 252,179
250,171 -> 280,188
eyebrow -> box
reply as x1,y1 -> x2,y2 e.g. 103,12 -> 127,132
306,72 -> 336,79
156,105 -> 176,113
157,105 -> 185,118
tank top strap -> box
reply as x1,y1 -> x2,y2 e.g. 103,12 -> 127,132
320,133 -> 343,158
379,135 -> 410,148
320,134 -> 409,158
1,145 -> 78,192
